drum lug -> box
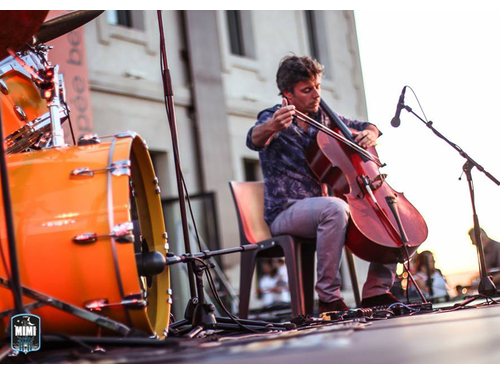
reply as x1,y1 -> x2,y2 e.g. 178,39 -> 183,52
85,294 -> 147,312
73,232 -> 98,244
70,167 -> 94,178
78,134 -> 101,146
111,222 -> 135,243
153,177 -> 161,194
70,160 -> 131,179
110,160 -> 132,177
0,79 -> 8,95
115,131 -> 137,139
167,288 -> 173,305
73,222 -> 135,244
14,105 -> 27,121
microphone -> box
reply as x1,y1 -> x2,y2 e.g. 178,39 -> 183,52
390,86 -> 407,128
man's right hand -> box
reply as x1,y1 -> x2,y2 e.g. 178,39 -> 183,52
269,98 -> 295,132
251,98 -> 296,147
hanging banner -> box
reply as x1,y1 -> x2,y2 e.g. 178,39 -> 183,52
46,10 -> 94,143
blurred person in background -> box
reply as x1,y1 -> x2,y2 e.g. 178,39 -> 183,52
468,227 -> 500,285
413,250 -> 450,302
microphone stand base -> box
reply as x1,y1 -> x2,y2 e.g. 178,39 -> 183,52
478,276 -> 498,296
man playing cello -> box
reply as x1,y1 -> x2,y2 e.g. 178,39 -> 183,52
246,55 -> 399,313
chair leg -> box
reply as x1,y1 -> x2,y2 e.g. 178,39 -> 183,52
238,251 -> 258,319
301,243 -> 316,315
277,236 -> 304,317
345,248 -> 361,307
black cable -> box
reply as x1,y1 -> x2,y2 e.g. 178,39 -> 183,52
63,102 -> 76,145
406,86 -> 429,123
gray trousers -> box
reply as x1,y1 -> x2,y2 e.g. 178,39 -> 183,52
270,197 -> 396,303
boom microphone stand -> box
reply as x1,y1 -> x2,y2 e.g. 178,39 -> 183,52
156,11 -> 289,336
398,94 -> 498,296
157,11 -> 199,324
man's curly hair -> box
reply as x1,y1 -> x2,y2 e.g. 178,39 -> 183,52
276,55 -> 324,97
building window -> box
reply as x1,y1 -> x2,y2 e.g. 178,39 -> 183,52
243,158 -> 262,182
305,11 -> 320,62
226,10 -> 245,56
225,11 -> 255,58
304,10 -> 332,79
107,10 -> 145,30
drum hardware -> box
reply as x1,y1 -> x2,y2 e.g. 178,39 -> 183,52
84,131 -> 139,141
2,47 -> 69,153
85,295 -> 148,313
5,107 -> 68,154
73,222 -> 135,245
6,48 -> 44,83
13,106 -> 27,121
0,79 -> 8,94
167,289 -> 173,305
5,48 -> 67,148
77,134 -> 101,146
43,64 -> 65,147
153,177 -> 161,194
0,276 -> 142,337
135,251 -> 167,277
70,160 -> 131,179
0,301 -> 47,320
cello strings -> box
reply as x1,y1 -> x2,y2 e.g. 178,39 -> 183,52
293,110 -> 383,167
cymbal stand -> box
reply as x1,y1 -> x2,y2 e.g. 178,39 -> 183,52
400,102 -> 498,296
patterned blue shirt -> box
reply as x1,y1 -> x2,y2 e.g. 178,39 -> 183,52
246,104 -> 373,225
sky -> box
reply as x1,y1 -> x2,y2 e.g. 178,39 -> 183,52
354,9 -> 500,277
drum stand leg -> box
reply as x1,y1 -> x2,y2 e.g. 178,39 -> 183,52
0,343 -> 14,361
0,277 -> 148,338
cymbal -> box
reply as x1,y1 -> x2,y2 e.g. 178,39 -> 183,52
34,10 -> 104,44
0,10 -> 49,60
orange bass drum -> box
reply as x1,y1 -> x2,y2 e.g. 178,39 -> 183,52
0,132 -> 171,338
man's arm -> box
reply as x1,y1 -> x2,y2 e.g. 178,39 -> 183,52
251,99 -> 296,148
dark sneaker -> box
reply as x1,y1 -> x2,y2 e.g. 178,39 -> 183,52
319,299 -> 349,314
361,293 -> 400,308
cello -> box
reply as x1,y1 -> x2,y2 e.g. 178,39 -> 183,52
302,99 -> 428,264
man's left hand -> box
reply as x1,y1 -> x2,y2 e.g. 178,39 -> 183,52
352,125 -> 379,149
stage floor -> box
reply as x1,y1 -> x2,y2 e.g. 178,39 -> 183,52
166,301 -> 500,364
5,299 -> 500,364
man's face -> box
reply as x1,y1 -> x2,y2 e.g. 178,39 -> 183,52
284,75 -> 322,115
